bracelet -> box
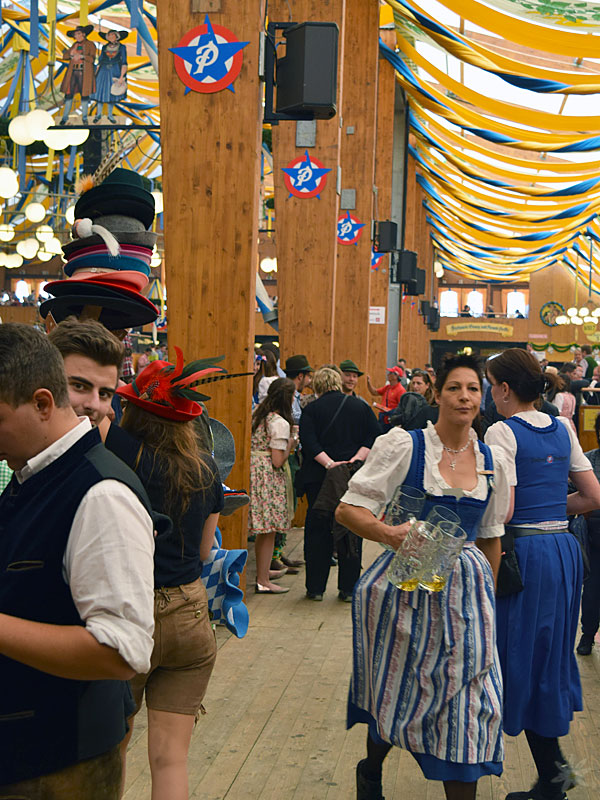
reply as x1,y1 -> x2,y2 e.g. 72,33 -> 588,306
325,459 -> 334,469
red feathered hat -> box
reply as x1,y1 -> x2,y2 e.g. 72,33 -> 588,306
117,348 -> 251,421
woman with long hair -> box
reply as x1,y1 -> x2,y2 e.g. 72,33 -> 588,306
253,348 -> 278,406
485,348 -> 600,800
408,368 -> 436,405
104,351 -> 224,800
337,354 -> 511,800
249,377 -> 297,593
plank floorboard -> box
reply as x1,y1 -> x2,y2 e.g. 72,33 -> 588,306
124,529 -> 600,799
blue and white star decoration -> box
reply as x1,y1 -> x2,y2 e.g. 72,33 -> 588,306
282,151 -> 331,199
337,211 -> 366,246
170,15 -> 249,95
371,248 -> 384,270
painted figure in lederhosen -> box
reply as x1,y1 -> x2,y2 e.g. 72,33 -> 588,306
59,24 -> 96,125
93,30 -> 128,124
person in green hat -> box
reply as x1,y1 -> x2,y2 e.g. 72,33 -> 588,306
339,359 -> 369,406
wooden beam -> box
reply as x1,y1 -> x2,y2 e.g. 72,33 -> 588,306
332,0 -> 379,374
271,0 -> 345,368
367,29 -> 396,381
157,0 -> 264,551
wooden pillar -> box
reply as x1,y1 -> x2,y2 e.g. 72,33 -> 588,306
157,0 -> 264,551
332,0 -> 379,377
271,0 -> 345,368
367,28 -> 396,380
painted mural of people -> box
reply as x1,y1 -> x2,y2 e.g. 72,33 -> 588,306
59,24 -> 96,125
93,30 -> 128,124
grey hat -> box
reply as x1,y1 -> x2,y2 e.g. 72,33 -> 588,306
210,418 -> 236,481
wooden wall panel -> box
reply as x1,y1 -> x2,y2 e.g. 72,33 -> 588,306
332,0 -> 379,373
366,30 -> 396,385
157,0 -> 264,551
271,0 -> 345,369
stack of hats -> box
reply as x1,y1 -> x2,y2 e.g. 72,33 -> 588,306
41,168 -> 160,331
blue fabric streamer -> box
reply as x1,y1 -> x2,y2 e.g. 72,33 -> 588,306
66,145 -> 77,182
30,0 -> 39,59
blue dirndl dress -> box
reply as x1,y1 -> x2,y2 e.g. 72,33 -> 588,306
495,416 -> 583,738
93,43 -> 127,104
348,429 -> 503,781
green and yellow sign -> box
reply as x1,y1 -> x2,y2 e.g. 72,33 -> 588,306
446,321 -> 514,338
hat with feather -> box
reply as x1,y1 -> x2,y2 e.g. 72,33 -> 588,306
117,348 -> 252,422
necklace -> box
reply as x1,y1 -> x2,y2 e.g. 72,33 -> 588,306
441,439 -> 471,470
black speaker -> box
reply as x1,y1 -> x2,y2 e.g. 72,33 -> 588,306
427,307 -> 440,331
276,23 -> 339,119
397,250 -> 417,283
373,220 -> 398,253
405,268 -> 426,297
420,300 -> 430,317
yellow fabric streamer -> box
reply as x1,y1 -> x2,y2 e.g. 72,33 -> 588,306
45,148 -> 55,182
396,36 -> 600,133
398,74 -> 597,150
48,0 -> 57,64
387,0 -> 600,92
80,0 -> 89,25
430,0 -> 600,58
415,107 -> 600,174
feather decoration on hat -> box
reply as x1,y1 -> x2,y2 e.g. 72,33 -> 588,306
138,348 -> 252,406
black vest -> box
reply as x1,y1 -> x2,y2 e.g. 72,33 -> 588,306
0,427 -> 151,784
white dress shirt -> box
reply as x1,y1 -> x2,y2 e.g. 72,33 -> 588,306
342,422 -> 511,538
16,419 -> 155,674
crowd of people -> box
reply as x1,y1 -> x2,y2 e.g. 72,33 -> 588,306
1,323 -> 599,800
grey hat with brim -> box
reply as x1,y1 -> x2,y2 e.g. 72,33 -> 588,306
210,418 -> 236,481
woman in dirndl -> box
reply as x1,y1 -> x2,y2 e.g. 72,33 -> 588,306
93,29 -> 128,123
336,354 -> 512,800
485,348 -> 600,800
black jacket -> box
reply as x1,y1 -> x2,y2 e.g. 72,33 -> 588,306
298,391 -> 380,488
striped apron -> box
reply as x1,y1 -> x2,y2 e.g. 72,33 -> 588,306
348,430 -> 503,771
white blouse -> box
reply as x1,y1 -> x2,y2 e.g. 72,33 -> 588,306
484,411 -> 591,488
341,422 -> 511,539
267,413 -> 291,451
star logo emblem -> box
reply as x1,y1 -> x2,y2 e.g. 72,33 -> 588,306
371,249 -> 384,270
337,211 -> 365,246
282,151 -> 331,199
170,15 -> 249,95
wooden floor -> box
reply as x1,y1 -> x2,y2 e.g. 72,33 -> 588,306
124,529 -> 600,799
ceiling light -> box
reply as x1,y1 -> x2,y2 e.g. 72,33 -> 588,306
0,167 -> 19,199
0,224 -> 15,242
25,202 -> 46,223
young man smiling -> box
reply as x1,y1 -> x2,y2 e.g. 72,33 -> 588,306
48,317 -> 123,426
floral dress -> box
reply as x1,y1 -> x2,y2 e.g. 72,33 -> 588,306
249,413 -> 292,535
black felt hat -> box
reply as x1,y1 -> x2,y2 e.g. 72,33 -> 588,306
99,30 -> 129,41
284,354 -> 313,374
67,24 -> 94,38
74,168 -> 155,230
41,279 -> 158,330
40,294 -> 158,330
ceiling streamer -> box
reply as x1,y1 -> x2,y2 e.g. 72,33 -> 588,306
383,0 -> 600,286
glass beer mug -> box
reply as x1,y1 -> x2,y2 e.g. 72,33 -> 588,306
381,486 -> 426,551
418,525 -> 467,592
386,520 -> 442,591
